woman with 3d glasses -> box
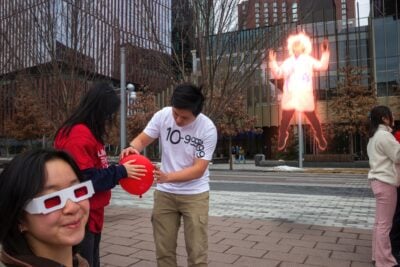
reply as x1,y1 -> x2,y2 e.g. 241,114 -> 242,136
54,82 -> 147,267
0,149 -> 93,267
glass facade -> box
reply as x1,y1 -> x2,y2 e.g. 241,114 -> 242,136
373,17 -> 400,96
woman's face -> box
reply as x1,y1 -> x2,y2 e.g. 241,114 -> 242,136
382,114 -> 394,127
21,159 -> 89,251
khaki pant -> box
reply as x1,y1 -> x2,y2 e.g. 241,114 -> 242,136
152,190 -> 209,267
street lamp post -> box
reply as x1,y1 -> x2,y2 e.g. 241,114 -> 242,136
120,46 -> 127,151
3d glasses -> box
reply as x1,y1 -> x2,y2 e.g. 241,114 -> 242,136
25,180 -> 94,215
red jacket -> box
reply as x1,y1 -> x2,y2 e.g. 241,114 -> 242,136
54,124 -> 126,233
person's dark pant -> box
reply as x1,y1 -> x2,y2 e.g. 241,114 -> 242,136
278,109 -> 325,150
391,187 -> 400,262
280,110 -> 323,136
79,227 -> 102,267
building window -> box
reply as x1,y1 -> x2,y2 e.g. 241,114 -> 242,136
292,3 -> 298,22
341,0 -> 347,26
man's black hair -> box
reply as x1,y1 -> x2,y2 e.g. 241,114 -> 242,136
171,83 -> 205,116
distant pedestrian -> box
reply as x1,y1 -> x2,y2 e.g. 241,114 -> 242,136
367,105 -> 400,267
238,146 -> 246,163
231,146 -> 237,164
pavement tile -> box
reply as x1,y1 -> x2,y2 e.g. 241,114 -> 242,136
225,246 -> 267,257
261,224 -> 293,233
351,261 -> 374,267
305,255 -> 351,267
210,225 -> 241,233
268,231 -> 303,239
281,222 -> 312,229
101,254 -> 141,267
290,247 -> 331,257
131,241 -> 156,251
103,237 -> 140,246
129,260 -> 157,267
102,244 -> 140,256
209,243 -> 231,253
252,242 -> 292,252
233,256 -> 280,267
130,250 -> 157,261
337,237 -> 371,246
244,234 -> 280,243
315,242 -> 355,252
264,251 -> 307,263
323,230 -> 359,239
330,251 -> 371,262
310,225 -> 344,232
236,228 -> 269,236
209,234 -> 225,243
208,262 -> 236,267
219,238 -> 257,249
208,251 -> 240,264
355,245 -> 372,255
290,228 -> 324,236
278,238 -> 317,248
279,262 -> 319,267
301,234 -> 338,244
212,231 -> 248,241
132,233 -> 154,242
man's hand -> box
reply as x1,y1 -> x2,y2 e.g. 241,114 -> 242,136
120,146 -> 140,159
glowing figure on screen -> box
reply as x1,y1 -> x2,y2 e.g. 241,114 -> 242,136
268,32 -> 330,151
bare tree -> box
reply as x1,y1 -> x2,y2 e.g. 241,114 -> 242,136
329,64 -> 377,155
139,0 -> 294,163
4,75 -> 52,146
0,1 -> 122,140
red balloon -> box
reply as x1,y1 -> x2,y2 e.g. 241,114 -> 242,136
119,154 -> 155,197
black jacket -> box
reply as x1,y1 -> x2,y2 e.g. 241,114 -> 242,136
0,250 -> 89,267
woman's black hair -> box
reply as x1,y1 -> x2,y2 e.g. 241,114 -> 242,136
170,83 -> 205,116
368,105 -> 393,138
55,82 -> 120,143
0,149 -> 83,256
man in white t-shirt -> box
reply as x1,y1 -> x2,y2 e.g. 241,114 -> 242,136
122,83 -> 217,267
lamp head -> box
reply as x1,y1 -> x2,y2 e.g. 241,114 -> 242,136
126,83 -> 135,91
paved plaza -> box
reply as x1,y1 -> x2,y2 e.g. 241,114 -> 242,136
100,162 -> 375,267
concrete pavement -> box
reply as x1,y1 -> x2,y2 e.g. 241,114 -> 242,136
100,207 -> 372,267
100,162 -> 374,267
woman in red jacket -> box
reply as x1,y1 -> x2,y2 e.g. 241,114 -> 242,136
54,82 -> 147,267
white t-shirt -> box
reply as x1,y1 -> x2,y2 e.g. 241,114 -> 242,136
144,107 -> 217,194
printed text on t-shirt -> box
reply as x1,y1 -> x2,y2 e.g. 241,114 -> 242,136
166,127 -> 205,158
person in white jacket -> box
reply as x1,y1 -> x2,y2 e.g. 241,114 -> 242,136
268,32 -> 330,151
367,105 -> 400,267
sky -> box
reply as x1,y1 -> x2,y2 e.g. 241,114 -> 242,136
356,0 -> 371,25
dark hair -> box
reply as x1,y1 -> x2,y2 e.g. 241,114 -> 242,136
171,83 -> 205,116
0,149 -> 83,256
55,82 -> 120,143
368,105 -> 393,138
